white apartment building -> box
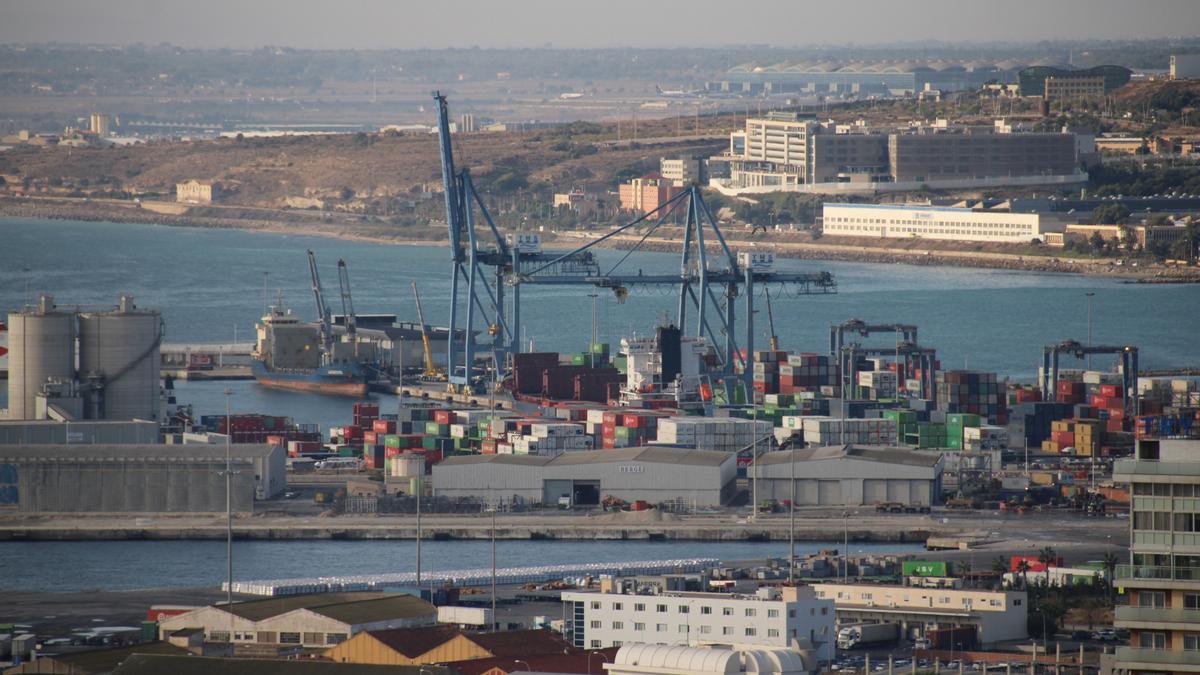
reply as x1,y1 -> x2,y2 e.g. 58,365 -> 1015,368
812,583 -> 1027,646
743,113 -> 816,170
822,203 -> 1050,244
563,584 -> 836,663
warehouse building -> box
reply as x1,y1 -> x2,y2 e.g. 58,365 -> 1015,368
432,446 -> 737,507
0,443 -> 285,512
754,445 -> 943,506
158,592 -> 437,649
822,203 -> 1063,244
0,419 -> 159,445
323,626 -> 572,666
812,583 -> 1027,647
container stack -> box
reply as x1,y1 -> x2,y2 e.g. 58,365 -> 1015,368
944,413 -> 981,450
857,370 -> 898,400
936,370 -> 1005,424
751,351 -> 785,395
907,421 -> 947,449
1043,419 -> 1103,455
600,411 -> 666,449
656,416 -> 773,452
963,425 -> 1009,451
799,416 -> 898,446
511,422 -> 594,455
1009,402 -> 1076,449
778,353 -> 839,395
883,409 -> 919,441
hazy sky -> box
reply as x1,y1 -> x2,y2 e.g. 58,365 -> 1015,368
3,0 -> 1199,49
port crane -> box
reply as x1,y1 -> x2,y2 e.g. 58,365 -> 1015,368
764,288 -> 780,352
411,282 -> 443,379
1041,340 -> 1139,420
840,341 -> 939,400
336,259 -> 357,338
829,319 -> 918,359
433,92 -> 836,398
306,249 -> 333,361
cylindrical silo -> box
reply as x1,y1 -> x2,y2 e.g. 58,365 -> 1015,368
78,295 -> 162,421
6,295 -> 75,421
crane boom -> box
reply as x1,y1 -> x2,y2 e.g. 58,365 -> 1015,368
336,259 -> 357,337
307,250 -> 333,357
411,282 -> 441,377
764,288 -> 779,351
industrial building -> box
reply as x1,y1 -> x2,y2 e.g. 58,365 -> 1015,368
562,584 -> 834,662
5,295 -> 162,422
0,443 -> 284,512
431,446 -> 737,507
0,419 -> 159,445
323,627 -> 572,666
606,643 -> 813,675
811,584 -> 1028,647
707,60 -> 1023,96
158,592 -> 436,649
1113,438 -> 1200,675
1016,65 -> 1132,97
1171,53 -> 1200,80
821,203 -> 1061,244
754,445 -> 943,507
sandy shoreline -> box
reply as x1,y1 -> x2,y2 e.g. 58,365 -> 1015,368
4,196 -> 1197,283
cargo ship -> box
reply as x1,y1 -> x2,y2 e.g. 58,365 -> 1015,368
252,302 -> 371,397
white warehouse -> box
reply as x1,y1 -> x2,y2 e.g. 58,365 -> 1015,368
822,203 -> 1058,243
754,445 -> 943,506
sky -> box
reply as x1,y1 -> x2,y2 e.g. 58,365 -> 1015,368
2,0 -> 1199,49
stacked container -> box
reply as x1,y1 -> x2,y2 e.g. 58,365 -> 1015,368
799,416 -> 898,446
937,370 -> 1005,424
656,416 -> 773,452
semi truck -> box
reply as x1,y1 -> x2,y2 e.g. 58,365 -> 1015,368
836,622 -> 901,650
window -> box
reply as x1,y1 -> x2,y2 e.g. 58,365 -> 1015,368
325,634 -> 347,645
701,606 -> 712,615
634,603 -> 646,612
1138,632 -> 1166,650
768,609 -> 779,618
723,627 -> 734,636
591,601 -> 601,610
590,621 -> 601,629
1139,591 -> 1166,608
1184,593 -> 1200,610
656,604 -> 668,613
745,608 -> 756,617
256,632 -> 276,644
700,626 -> 712,634
745,627 -> 757,636
1185,634 -> 1200,651
679,606 -> 689,614
612,602 -> 623,611
679,625 -> 689,634
768,628 -> 780,637
591,640 -> 601,648
634,622 -> 645,631
209,631 -> 230,643
303,632 -> 322,645
612,621 -> 624,629
279,632 -> 301,645
656,623 -> 668,632
613,640 -> 623,647
723,607 -> 734,616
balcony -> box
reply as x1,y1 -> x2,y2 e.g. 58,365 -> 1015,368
1115,605 -> 1200,630
1114,646 -> 1200,672
1115,565 -> 1200,582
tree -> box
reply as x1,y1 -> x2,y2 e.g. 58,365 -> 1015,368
1089,231 -> 1106,255
1091,204 -> 1130,225
1037,547 -> 1058,586
1016,559 -> 1032,590
1101,551 -> 1120,602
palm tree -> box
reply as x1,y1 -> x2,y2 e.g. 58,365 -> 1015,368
991,556 -> 1010,590
1037,546 -> 1058,586
1016,559 -> 1033,590
1101,551 -> 1120,603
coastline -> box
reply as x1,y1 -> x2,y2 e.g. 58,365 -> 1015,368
3,196 -> 1197,283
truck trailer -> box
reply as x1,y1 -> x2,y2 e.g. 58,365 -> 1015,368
837,621 -> 901,650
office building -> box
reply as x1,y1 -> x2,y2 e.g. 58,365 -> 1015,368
822,203 -> 1054,244
562,584 -> 835,662
1170,54 -> 1200,80
618,173 -> 685,214
887,130 -> 1078,184
1112,438 -> 1200,675
754,445 -> 943,507
1044,76 -> 1105,101
661,156 -> 705,185
812,584 -> 1028,647
1017,66 -> 1132,96
158,592 -> 436,649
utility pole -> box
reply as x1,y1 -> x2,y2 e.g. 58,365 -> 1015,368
223,387 -> 236,644
491,504 -> 498,632
1085,292 -> 1095,370
415,474 -> 422,588
788,444 -> 796,583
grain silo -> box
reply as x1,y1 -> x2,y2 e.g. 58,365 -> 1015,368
78,296 -> 163,421
5,296 -> 75,421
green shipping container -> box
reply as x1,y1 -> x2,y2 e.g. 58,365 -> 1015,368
571,354 -> 587,366
903,560 -> 950,577
421,435 -> 438,450
141,621 -> 158,642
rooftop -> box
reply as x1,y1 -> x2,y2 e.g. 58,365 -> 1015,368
360,624 -> 461,658
758,444 -> 943,468
111,654 -> 450,675
26,642 -> 191,674
0,444 -> 279,462
218,592 -> 434,624
437,446 -> 732,469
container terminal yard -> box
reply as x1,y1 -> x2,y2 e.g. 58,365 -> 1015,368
0,94 -> 1198,675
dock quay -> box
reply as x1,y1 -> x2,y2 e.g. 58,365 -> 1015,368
160,341 -> 255,380
225,557 -> 720,596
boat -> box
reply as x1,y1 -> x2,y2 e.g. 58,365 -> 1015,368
251,301 -> 370,397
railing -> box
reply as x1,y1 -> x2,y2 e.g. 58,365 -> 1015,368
1114,460 -> 1200,477
1115,605 -> 1200,626
1115,646 -> 1200,668
1114,564 -> 1200,581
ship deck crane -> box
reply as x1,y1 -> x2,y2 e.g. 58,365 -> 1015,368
336,259 -> 357,338
307,249 -> 333,361
1041,340 -> 1139,420
411,282 -> 443,379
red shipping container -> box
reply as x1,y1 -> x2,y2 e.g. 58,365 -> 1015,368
265,435 -> 286,446
343,426 -> 363,439
434,410 -> 452,425
422,449 -> 444,465
1099,384 -> 1121,398
1107,419 -> 1124,433
602,411 -> 620,425
1010,555 -> 1062,572
1052,430 -> 1075,446
374,419 -> 397,434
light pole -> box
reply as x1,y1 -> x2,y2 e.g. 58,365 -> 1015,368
514,660 -> 531,674
788,444 -> 796,583
587,651 -> 608,674
491,503 -> 498,632
750,401 -> 759,522
415,474 -> 422,589
223,387 -> 235,642
1085,292 -> 1095,370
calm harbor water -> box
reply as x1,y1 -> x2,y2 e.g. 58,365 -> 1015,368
0,539 -> 923,592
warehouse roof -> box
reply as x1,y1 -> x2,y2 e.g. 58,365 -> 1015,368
111,654 -> 451,675
17,642 -> 192,674
220,592 -> 432,623
361,624 -> 461,657
466,627 -> 573,657
437,446 -> 731,469
0,444 -> 278,462
758,444 -> 942,468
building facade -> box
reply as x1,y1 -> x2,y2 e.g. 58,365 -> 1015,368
1113,438 -> 1200,675
176,180 -> 220,204
812,584 -> 1027,647
618,174 -> 684,214
822,203 -> 1049,244
1044,76 -> 1105,101
661,157 -> 705,185
754,445 -> 943,506
887,131 -> 1078,184
562,585 -> 835,663
1170,54 -> 1200,80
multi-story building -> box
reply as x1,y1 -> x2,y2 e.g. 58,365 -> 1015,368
1113,438 -> 1200,675
552,190 -> 602,216
562,583 -> 835,663
887,130 -> 1078,184
618,173 -> 684,214
1170,54 -> 1200,80
822,203 -> 1054,244
812,584 -> 1027,647
176,179 -> 220,204
1045,76 -> 1106,102
660,156 -> 705,185
89,112 -> 112,137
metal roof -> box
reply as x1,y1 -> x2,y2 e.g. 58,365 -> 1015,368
111,654 -> 451,675
438,446 -> 732,469
218,592 -> 432,623
0,444 -> 279,462
27,642 -> 192,674
757,444 -> 943,468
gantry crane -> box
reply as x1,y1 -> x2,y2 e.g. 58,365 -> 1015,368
336,259 -> 357,338
306,249 -> 333,361
829,319 -> 918,359
433,92 -> 837,398
411,282 -> 443,379
840,341 -> 939,401
1041,340 -> 1139,420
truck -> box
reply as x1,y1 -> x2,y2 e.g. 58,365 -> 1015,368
921,625 -> 978,651
836,621 -> 901,650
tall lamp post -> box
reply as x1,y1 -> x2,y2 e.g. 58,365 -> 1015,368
1085,292 -> 1095,370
